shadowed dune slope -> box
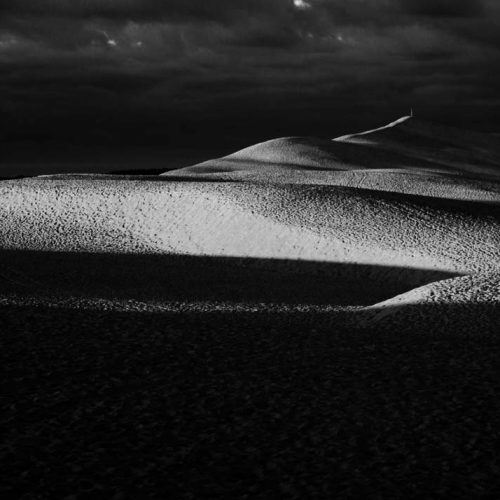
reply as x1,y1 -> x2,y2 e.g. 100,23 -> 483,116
1,178 -> 499,306
335,116 -> 500,178
0,251 -> 457,308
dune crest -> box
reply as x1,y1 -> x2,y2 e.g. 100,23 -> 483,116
334,115 -> 412,141
162,117 -> 500,199
334,116 -> 500,178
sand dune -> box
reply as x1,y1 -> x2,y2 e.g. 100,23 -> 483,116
3,117 -> 500,498
335,116 -> 500,178
362,273 -> 500,334
1,178 -> 499,273
161,117 -> 500,203
163,116 -> 500,181
1,116 -> 499,322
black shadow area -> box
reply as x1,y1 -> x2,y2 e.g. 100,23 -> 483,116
0,250 -> 458,306
1,305 -> 500,498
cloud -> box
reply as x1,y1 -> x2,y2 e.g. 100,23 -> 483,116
0,1 -> 285,23
404,0 -> 485,18
1,0 -> 500,159
293,0 -> 312,10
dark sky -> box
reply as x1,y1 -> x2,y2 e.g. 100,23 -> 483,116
2,0 -> 500,172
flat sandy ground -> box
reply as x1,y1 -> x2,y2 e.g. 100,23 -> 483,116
2,117 -> 500,498
2,304 -> 500,498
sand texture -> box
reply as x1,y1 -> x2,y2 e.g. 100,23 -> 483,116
2,116 -> 500,498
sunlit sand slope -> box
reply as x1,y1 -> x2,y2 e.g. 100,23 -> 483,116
362,273 -> 500,334
1,179 -> 499,278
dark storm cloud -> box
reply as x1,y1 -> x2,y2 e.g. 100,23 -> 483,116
1,0 -> 500,169
0,0 -> 286,23
404,0 -> 485,18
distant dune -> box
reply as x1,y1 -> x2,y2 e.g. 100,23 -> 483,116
163,116 -> 500,178
160,117 -> 500,203
335,116 -> 500,177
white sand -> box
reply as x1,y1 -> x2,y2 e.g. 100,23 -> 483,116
1,178 -> 498,274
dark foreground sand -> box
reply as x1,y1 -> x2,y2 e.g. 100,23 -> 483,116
1,253 -> 499,498
3,306 -> 500,499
